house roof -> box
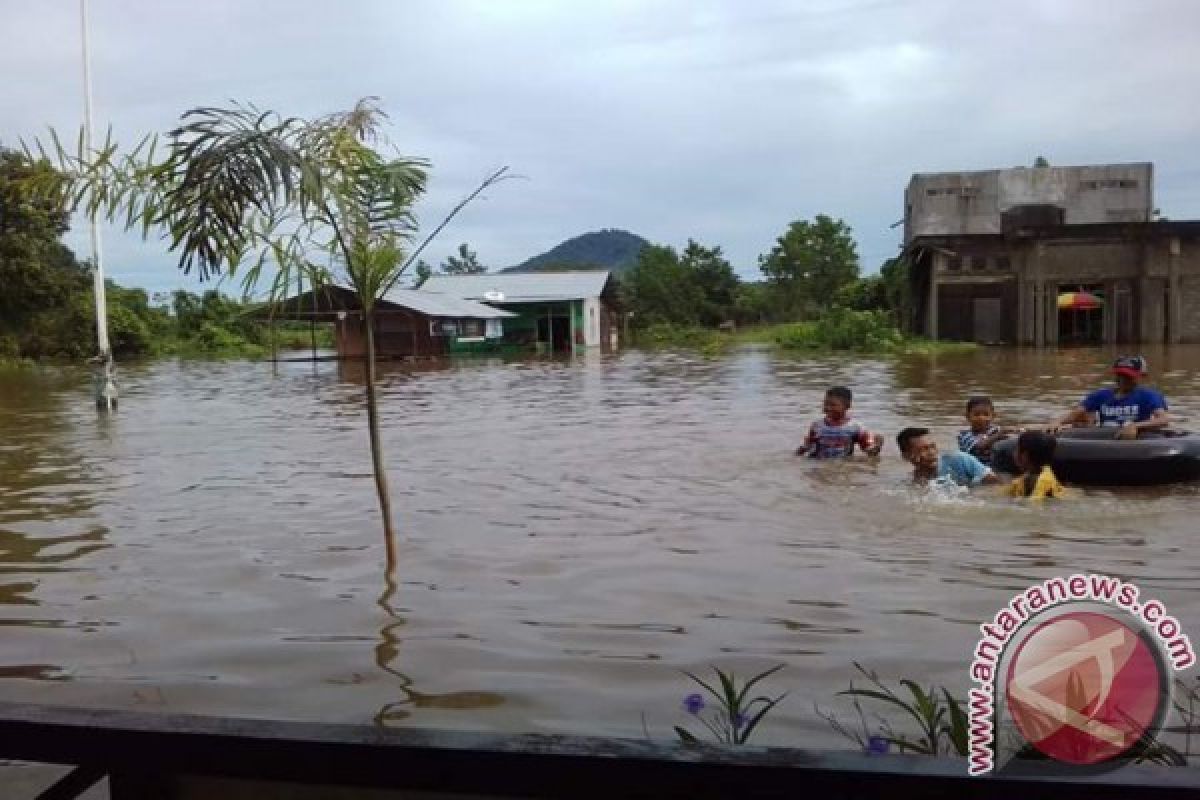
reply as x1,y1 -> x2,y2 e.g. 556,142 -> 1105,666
254,284 -> 514,320
419,271 -> 612,303
382,289 -> 515,319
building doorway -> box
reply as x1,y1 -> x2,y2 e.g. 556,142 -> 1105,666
536,313 -> 572,353
1057,284 -> 1104,345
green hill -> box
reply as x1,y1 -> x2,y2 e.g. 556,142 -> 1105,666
505,229 -> 649,273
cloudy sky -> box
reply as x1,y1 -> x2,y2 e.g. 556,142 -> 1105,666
3,0 -> 1199,295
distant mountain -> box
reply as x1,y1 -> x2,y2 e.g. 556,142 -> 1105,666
504,229 -> 649,273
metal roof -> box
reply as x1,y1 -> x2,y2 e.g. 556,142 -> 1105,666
419,271 -> 611,303
381,289 -> 515,319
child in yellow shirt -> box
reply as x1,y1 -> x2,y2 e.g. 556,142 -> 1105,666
1008,431 -> 1067,499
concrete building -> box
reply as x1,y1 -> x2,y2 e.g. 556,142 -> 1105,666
902,163 -> 1200,345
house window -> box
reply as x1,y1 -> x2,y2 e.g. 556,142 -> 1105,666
1082,179 -> 1139,190
431,320 -> 458,337
995,255 -> 1012,271
485,319 -> 503,339
946,256 -> 962,271
460,319 -> 485,338
970,255 -> 987,271
926,186 -> 978,198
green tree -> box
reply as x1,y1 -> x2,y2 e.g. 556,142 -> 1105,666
440,242 -> 486,274
621,244 -> 696,328
732,281 -> 769,325
758,215 -> 860,319
833,275 -> 886,311
413,259 -> 432,287
34,99 -> 509,574
680,239 -> 739,326
879,256 -> 913,329
0,149 -> 89,331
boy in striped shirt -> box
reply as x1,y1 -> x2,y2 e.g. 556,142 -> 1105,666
795,386 -> 883,459
958,396 -> 1019,466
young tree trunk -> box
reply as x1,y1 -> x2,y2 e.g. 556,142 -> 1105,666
363,308 -> 398,572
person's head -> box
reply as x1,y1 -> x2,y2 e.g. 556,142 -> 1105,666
824,386 -> 853,421
1112,355 -> 1148,393
1015,431 -> 1056,472
897,426 -> 937,469
965,396 -> 995,432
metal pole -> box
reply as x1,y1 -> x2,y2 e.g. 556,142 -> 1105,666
81,0 -> 116,411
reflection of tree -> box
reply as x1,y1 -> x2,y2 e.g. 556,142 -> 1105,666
0,370 -> 111,610
373,575 -> 503,726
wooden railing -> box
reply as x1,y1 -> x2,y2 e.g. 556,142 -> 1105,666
2,702 -> 1198,799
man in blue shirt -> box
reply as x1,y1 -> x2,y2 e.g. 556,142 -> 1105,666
1052,355 -> 1169,440
897,427 -> 999,487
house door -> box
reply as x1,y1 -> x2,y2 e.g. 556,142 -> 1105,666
973,297 -> 1004,344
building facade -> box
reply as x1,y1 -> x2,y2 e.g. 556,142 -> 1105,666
419,271 -> 620,354
265,285 -> 514,359
903,163 -> 1200,345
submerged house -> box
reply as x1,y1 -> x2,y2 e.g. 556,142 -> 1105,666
418,271 -> 621,354
902,162 -> 1200,345
265,284 -> 515,359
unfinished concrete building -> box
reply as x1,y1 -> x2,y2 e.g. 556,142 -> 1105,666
902,163 -> 1200,345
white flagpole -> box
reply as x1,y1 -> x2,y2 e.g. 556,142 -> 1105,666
81,0 -> 116,410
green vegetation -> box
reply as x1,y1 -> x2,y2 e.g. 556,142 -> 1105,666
618,213 -> 968,356
622,240 -> 739,329
1,146 -> 328,363
673,665 -> 787,746
506,228 -> 649,273
440,242 -> 486,274
631,324 -> 731,358
817,663 -> 968,756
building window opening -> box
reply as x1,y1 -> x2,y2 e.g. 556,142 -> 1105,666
1057,283 -> 1104,345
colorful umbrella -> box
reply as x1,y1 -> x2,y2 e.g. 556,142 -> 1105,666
1057,291 -> 1104,311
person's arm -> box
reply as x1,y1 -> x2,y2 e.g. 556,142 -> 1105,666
857,429 -> 883,457
967,454 -> 1000,486
795,422 -> 817,456
1117,407 -> 1170,439
1050,397 -> 1096,432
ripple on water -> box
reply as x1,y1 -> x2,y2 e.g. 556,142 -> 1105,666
1,349 -> 1200,746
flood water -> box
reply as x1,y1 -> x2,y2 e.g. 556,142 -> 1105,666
2,345 -> 1200,748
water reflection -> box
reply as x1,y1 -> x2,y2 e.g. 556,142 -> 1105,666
373,576 -> 504,726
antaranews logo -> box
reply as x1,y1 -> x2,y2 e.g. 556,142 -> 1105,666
967,573 -> 1195,775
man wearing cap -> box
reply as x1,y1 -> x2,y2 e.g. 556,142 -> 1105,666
1051,356 -> 1169,440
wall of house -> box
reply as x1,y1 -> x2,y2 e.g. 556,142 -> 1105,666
916,232 -> 1200,345
905,164 -> 1153,242
332,310 -> 448,358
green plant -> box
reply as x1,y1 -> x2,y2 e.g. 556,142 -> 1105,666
817,663 -> 967,756
673,664 -> 787,746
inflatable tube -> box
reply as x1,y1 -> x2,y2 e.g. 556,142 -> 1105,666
991,428 -> 1200,486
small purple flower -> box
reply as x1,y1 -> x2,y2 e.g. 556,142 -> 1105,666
683,693 -> 705,715
733,713 -> 748,729
866,735 -> 889,756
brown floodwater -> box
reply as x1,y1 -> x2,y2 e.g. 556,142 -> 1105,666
1,345 -> 1199,747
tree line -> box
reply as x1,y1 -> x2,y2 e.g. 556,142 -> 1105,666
619,214 -> 910,334
0,147 -> 322,360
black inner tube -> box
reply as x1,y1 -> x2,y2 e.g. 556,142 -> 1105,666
990,429 -> 1200,486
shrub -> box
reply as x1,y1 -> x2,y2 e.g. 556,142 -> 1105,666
774,308 -> 904,352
